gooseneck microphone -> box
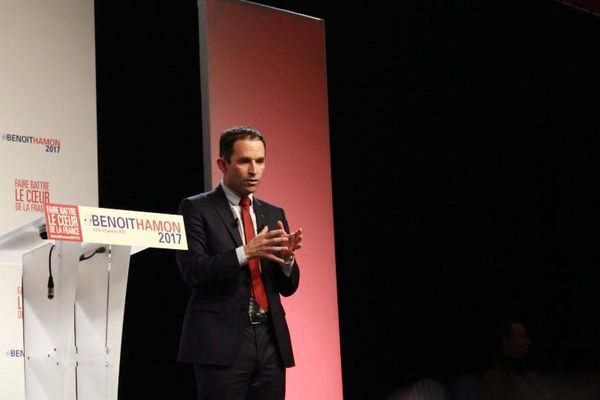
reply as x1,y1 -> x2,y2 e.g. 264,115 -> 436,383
47,245 -> 107,300
79,246 -> 106,262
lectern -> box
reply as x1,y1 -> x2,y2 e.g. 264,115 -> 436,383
0,217 -> 134,400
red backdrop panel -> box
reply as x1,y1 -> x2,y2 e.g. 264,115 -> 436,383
200,0 -> 342,398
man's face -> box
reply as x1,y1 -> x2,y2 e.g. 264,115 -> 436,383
502,322 -> 531,359
217,138 -> 265,196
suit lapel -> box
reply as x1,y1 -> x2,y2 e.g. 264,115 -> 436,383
252,199 -> 271,277
253,198 -> 268,233
210,186 -> 243,247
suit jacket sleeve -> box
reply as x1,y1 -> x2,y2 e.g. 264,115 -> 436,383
176,196 -> 242,288
271,208 -> 300,297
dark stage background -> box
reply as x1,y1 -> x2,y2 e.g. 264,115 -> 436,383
94,1 -> 600,398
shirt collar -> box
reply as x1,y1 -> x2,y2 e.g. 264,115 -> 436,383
220,181 -> 253,206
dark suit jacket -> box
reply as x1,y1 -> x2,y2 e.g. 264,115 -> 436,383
176,185 -> 300,367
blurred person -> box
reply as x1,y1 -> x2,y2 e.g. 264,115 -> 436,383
388,378 -> 448,400
480,320 -> 551,400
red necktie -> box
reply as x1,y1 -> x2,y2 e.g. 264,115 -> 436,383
239,196 -> 269,310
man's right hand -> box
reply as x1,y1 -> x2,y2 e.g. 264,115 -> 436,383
244,226 -> 289,263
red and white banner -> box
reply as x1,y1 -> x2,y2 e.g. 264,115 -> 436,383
44,204 -> 187,250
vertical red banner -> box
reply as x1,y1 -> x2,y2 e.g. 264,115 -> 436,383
200,1 -> 342,398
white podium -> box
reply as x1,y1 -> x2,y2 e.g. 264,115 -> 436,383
0,217 -> 134,400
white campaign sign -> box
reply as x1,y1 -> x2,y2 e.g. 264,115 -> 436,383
44,205 -> 188,250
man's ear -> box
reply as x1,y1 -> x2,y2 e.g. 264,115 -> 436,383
216,157 -> 227,174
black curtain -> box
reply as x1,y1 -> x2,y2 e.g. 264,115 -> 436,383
95,1 -> 600,399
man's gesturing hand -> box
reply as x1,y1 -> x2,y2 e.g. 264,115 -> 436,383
277,220 -> 303,263
244,226 -> 290,263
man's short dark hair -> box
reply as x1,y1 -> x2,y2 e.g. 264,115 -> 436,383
498,320 -> 517,341
219,126 -> 266,162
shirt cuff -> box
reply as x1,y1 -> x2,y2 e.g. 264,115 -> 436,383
236,246 -> 248,267
280,256 -> 294,277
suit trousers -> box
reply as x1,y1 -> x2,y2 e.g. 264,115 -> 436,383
193,322 -> 285,400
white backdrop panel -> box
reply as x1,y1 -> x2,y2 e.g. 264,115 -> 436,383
0,0 -> 98,236
0,262 -> 25,400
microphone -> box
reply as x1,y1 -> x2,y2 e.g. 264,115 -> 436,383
232,218 -> 239,227
39,223 -> 48,240
79,246 -> 107,262
47,276 -> 54,300
47,244 -> 56,300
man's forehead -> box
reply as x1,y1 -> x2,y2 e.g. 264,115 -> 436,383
232,139 -> 265,153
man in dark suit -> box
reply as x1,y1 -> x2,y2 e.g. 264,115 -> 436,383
177,126 -> 302,400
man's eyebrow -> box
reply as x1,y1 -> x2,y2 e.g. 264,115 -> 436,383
237,156 -> 264,161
